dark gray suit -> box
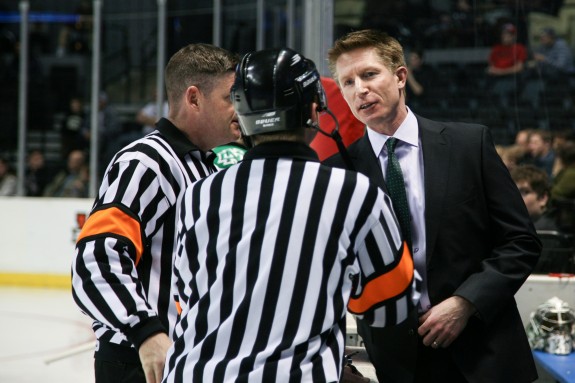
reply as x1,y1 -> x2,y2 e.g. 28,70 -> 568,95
325,115 -> 541,382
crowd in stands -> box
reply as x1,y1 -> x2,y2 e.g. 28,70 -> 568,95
498,128 -> 575,233
496,127 -> 575,273
0,157 -> 16,196
402,21 -> 575,143
0,1 -> 573,143
0,0 -> 575,274
0,83 -> 177,198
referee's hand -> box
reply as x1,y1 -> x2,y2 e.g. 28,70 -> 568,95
139,333 -> 172,383
340,365 -> 370,382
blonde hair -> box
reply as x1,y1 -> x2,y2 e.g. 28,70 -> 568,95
327,29 -> 406,85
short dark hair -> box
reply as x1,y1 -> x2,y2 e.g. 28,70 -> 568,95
510,164 -> 550,198
540,27 -> 557,39
164,43 -> 238,109
530,129 -> 553,144
0,156 -> 14,174
558,141 -> 575,166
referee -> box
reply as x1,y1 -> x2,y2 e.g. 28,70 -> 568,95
72,44 -> 239,383
163,48 -> 417,383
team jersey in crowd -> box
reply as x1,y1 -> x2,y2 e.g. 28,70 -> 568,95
163,141 -> 416,383
72,118 -> 215,361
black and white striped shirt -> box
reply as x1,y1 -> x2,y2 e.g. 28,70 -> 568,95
163,141 -> 415,383
72,118 -> 215,361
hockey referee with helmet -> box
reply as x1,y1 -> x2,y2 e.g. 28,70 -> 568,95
162,48 -> 419,383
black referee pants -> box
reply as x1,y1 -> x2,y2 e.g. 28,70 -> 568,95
95,359 -> 146,383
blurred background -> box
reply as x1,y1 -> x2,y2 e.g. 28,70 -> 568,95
1,2 -> 575,382
0,0 -> 574,197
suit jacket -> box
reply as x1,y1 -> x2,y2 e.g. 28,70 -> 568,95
324,115 -> 541,383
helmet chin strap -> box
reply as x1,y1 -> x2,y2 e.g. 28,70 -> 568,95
306,108 -> 355,171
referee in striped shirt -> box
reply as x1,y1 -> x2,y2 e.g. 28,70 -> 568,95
163,48 -> 417,383
72,44 -> 239,383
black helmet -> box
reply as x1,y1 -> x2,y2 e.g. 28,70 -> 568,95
231,48 -> 326,137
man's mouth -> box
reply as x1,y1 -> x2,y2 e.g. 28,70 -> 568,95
359,102 -> 375,110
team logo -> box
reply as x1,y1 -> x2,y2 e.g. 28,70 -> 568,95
255,116 -> 281,127
72,212 -> 87,243
291,54 -> 301,65
214,146 -> 247,169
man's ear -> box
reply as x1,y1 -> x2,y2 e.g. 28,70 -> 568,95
538,192 -> 550,206
396,66 -> 408,89
186,85 -> 201,109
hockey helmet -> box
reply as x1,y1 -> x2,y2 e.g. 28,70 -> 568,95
231,48 -> 327,137
526,296 -> 575,355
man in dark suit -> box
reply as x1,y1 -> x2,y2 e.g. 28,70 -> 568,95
324,29 -> 541,383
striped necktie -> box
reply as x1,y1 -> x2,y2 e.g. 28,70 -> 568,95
385,137 -> 411,249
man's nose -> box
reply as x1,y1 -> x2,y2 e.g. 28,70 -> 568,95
354,79 -> 368,95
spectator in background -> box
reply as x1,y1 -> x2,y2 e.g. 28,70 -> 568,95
83,91 -> 121,178
29,22 -> 51,57
552,129 -> 575,153
43,149 -> 88,198
24,150 -> 53,197
56,1 -> 93,57
527,27 -> 575,78
60,96 -> 88,160
487,23 -> 528,107
514,128 -> 534,165
96,91 -> 121,148
405,48 -> 435,108
528,129 -> 555,178
496,144 -> 526,171
0,157 -> 16,196
422,12 -> 457,48
551,129 -> 575,177
511,164 -> 558,231
487,23 -> 527,77
136,88 -> 169,136
450,0 -> 475,45
551,140 -> 575,200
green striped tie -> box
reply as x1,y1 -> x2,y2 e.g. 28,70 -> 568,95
386,137 -> 411,249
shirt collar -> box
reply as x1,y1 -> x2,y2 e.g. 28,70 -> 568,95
242,141 -> 320,162
156,117 -> 201,158
367,107 -> 419,156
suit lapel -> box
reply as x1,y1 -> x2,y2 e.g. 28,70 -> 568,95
350,120 -> 449,261
419,117 -> 449,263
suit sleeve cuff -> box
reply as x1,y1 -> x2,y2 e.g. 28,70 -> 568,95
125,317 -> 168,350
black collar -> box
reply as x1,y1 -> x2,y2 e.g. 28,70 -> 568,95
156,118 -> 201,158
242,141 -> 319,162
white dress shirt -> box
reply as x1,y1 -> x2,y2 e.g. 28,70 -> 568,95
367,108 -> 431,313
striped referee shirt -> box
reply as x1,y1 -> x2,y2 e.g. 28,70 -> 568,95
72,118 -> 215,361
163,141 -> 415,383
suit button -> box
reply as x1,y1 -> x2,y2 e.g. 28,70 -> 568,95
408,329 -> 415,336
